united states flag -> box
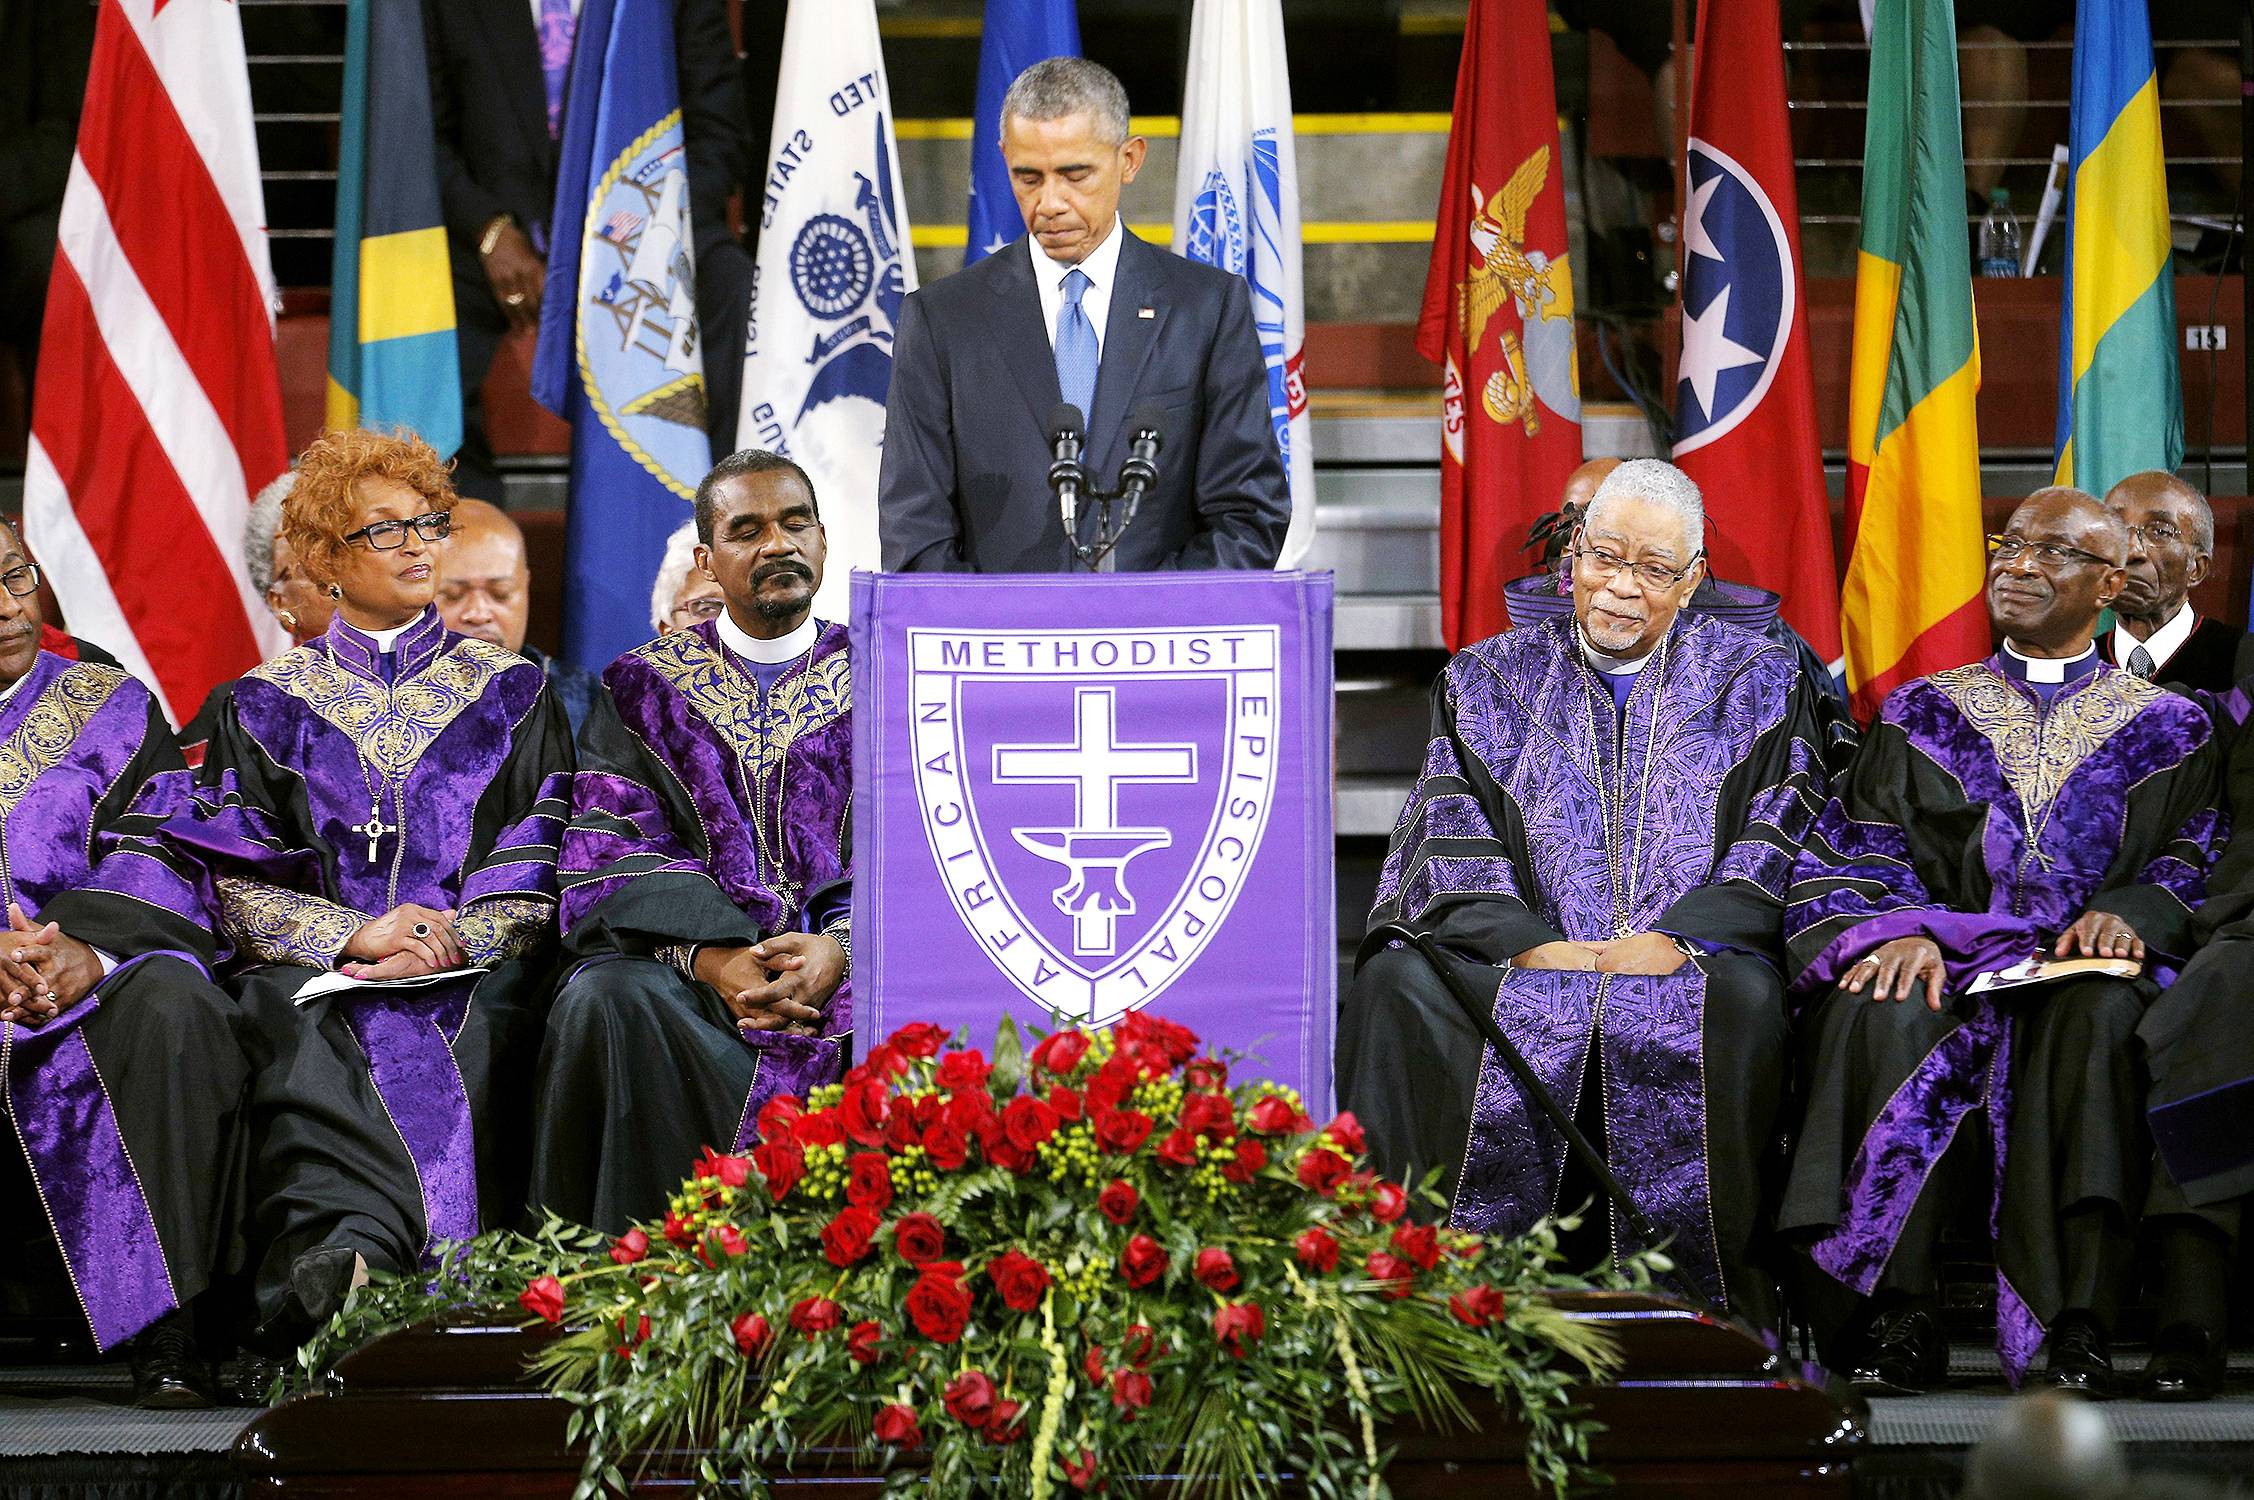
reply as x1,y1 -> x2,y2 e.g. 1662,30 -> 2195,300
26,0 -> 288,725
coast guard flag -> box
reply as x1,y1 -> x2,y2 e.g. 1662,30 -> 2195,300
533,0 -> 710,671
1174,0 -> 1315,569
27,0 -> 288,725
2053,0 -> 2181,495
966,0 -> 1080,266
327,0 -> 461,456
1672,0 -> 1840,665
740,0 -> 917,623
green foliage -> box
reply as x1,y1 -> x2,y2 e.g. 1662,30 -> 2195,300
294,1016 -> 1651,1499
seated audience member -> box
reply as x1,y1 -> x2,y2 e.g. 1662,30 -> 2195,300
652,519 -> 725,635
2133,705 -> 2254,1400
179,471 -> 333,764
0,519 -> 247,1407
2098,470 -> 2253,690
1783,488 -> 2222,1397
533,451 -> 850,1234
1340,460 -> 1827,1328
436,497 -> 600,733
162,428 -> 573,1348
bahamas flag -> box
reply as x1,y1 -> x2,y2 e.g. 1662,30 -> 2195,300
2053,0 -> 2181,492
1840,0 -> 1987,720
534,0 -> 710,670
326,0 -> 460,454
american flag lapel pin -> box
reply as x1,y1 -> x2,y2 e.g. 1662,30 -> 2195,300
1138,306 -> 1155,319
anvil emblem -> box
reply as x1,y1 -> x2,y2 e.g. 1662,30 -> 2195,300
993,687 -> 1197,957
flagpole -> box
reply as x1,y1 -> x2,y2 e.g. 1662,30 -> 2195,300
1671,0 -> 1690,410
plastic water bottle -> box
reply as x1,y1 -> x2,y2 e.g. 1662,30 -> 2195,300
1977,189 -> 2021,278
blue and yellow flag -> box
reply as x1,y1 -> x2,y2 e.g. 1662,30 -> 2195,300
326,0 -> 461,455
2053,0 -> 2180,493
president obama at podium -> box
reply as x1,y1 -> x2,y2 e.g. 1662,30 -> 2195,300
878,58 -> 1289,574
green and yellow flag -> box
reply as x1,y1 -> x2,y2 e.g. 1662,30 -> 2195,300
1841,0 -> 1989,719
326,0 -> 461,453
2053,0 -> 2181,492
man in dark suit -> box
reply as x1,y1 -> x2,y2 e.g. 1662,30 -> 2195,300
2099,471 -> 2254,691
878,58 -> 1288,573
423,0 -> 753,502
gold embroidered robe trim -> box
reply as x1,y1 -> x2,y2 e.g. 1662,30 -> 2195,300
249,639 -> 521,784
455,896 -> 554,965
217,875 -> 365,968
0,664 -> 126,819
636,630 -> 850,786
1927,664 -> 2163,824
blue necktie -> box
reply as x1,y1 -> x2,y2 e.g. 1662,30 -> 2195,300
1054,267 -> 1098,420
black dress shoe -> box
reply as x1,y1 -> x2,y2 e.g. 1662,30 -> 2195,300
1846,1304 -> 1948,1396
2038,1311 -> 2114,1399
129,1311 -> 213,1410
2140,1322 -> 2226,1402
222,1351 -> 284,1407
253,1244 -> 360,1355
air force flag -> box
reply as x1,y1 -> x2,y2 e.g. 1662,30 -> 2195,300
532,0 -> 708,671
740,0 -> 917,623
1173,0 -> 1315,569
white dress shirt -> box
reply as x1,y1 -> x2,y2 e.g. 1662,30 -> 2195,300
715,611 -> 817,666
528,0 -> 583,28
2112,600 -> 2197,676
1032,215 -> 1124,358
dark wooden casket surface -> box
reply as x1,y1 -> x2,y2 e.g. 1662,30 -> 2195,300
235,1290 -> 1864,1496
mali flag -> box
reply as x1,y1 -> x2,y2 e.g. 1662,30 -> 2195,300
1840,0 -> 1987,720
2053,0 -> 2181,493
326,0 -> 461,455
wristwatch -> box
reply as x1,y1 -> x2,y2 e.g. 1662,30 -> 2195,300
477,213 -> 517,258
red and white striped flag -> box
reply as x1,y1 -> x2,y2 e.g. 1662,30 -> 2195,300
26,0 -> 289,724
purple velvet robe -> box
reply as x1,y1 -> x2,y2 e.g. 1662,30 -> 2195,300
1,652 -> 225,1348
1785,658 -> 2223,1379
161,609 -> 571,1257
560,619 -> 853,1143
1364,613 -> 1824,1303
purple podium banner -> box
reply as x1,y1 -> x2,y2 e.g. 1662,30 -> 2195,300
853,571 -> 1336,1114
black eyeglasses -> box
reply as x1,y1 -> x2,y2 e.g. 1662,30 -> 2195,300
0,564 -> 39,599
1571,544 -> 1703,591
344,511 -> 453,550
1986,535 -> 2116,570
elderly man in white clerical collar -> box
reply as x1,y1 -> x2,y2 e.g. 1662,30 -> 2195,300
1341,459 -> 1829,1330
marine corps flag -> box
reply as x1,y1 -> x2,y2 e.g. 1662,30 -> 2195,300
1418,0 -> 1581,650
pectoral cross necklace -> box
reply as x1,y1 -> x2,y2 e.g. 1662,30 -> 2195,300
351,793 -> 399,864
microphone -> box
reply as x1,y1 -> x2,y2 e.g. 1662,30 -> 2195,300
1047,403 -> 1086,544
1115,405 -> 1164,523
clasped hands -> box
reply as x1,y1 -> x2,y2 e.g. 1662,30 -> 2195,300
694,932 -> 847,1037
341,904 -> 465,980
0,903 -> 106,1026
1511,931 -> 1690,976
1843,910 -> 2143,1011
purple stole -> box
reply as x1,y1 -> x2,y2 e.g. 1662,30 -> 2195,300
0,653 -> 201,1347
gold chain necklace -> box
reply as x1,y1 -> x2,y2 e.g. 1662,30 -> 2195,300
1579,632 -> 1670,938
745,633 -> 819,912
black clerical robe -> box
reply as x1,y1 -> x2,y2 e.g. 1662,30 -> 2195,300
1340,612 -> 1825,1317
1783,654 -> 2222,1381
531,620 -> 852,1233
0,653 -> 246,1350
161,610 -> 572,1319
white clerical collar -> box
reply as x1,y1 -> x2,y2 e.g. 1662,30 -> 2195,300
0,658 -> 39,707
362,621 -> 414,653
2001,638 -> 2100,684
716,611 -> 817,664
2114,599 -> 2197,672
1576,625 -> 1655,676
1033,213 -> 1123,294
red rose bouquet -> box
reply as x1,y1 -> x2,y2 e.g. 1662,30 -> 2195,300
308,1014 -> 1631,1498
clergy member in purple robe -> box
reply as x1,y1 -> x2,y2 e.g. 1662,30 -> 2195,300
532,450 -> 851,1234
1783,488 -> 2223,1399
158,429 -> 573,1349
1341,460 -> 1828,1329
0,519 -> 249,1407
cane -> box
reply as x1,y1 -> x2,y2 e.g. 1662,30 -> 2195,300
1366,920 -> 1660,1246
